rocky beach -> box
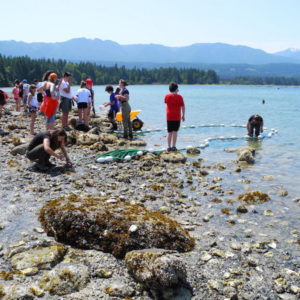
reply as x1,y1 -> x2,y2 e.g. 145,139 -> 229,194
0,100 -> 299,300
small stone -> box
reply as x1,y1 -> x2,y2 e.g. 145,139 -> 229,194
104,282 -> 135,297
159,206 -> 171,214
33,227 -> 44,234
230,242 -> 242,251
290,285 -> 300,294
247,257 -> 259,267
20,267 -> 39,276
208,279 -> 222,291
211,249 -> 225,258
129,225 -> 138,232
237,205 -> 248,213
95,269 -> 113,278
29,285 -> 45,297
264,210 -> 273,216
279,189 -> 288,197
200,253 -> 212,262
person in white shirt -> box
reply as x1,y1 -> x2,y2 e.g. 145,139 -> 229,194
58,72 -> 73,130
27,85 -> 39,135
75,81 -> 91,125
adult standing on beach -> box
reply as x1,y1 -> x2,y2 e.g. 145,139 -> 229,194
164,82 -> 185,151
40,72 -> 59,130
115,79 -> 132,139
59,72 -> 73,131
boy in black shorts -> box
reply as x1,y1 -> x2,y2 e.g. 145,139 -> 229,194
164,82 -> 185,151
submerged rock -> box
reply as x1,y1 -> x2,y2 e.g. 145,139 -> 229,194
238,191 -> 270,205
237,148 -> 255,164
125,249 -> 189,299
38,263 -> 89,295
39,195 -> 195,258
186,147 -> 200,155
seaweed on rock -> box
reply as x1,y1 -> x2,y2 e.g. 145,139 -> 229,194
39,195 -> 195,258
238,191 -> 270,205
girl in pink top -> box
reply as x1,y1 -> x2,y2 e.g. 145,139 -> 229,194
12,80 -> 21,111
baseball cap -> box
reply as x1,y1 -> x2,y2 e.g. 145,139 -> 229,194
22,79 -> 27,83
49,73 -> 58,79
86,78 -> 93,86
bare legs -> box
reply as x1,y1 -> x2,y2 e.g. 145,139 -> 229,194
30,113 -> 36,135
16,98 -> 21,112
62,112 -> 69,128
78,108 -> 88,125
167,131 -> 178,149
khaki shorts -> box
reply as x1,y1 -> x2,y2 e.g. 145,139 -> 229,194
60,96 -> 72,113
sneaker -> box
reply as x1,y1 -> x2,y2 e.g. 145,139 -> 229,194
167,147 -> 172,152
129,134 -> 133,140
123,134 -> 128,139
171,147 -> 178,152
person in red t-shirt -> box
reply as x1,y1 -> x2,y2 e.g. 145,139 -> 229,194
164,82 -> 185,151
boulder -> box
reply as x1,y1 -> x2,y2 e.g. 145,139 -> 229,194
38,263 -> 89,295
99,133 -> 118,144
39,195 -> 195,258
10,244 -> 67,271
160,152 -> 186,163
125,249 -> 191,300
89,141 -> 108,151
76,133 -> 100,145
11,143 -> 29,156
125,249 -> 187,289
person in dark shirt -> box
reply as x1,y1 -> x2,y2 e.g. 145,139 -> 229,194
69,118 -> 90,132
27,128 -> 73,170
247,114 -> 264,137
104,85 -> 120,130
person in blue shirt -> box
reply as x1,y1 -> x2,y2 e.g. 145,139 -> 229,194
104,85 -> 120,130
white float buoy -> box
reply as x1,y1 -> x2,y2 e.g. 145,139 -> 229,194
124,155 -> 131,161
97,157 -> 106,163
105,156 -> 113,162
137,151 -> 143,156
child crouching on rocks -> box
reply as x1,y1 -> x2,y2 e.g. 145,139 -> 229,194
27,128 -> 73,171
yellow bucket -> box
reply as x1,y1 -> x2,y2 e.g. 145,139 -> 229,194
115,110 -> 141,122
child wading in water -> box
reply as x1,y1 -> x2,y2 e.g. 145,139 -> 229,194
27,85 -> 39,135
164,82 -> 185,151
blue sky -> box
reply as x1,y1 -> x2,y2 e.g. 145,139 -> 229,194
1,0 -> 299,53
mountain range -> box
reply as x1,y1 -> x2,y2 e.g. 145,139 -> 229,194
0,38 -> 300,65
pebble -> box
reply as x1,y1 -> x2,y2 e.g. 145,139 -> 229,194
230,242 -> 242,251
200,253 -> 212,262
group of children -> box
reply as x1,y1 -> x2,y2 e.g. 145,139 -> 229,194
6,74 -> 186,151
